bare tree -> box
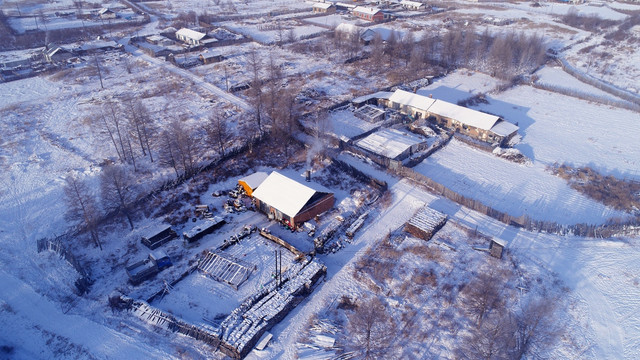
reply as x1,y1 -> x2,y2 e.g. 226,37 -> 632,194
510,297 -> 562,359
203,111 -> 230,157
346,296 -> 396,359
246,48 -> 264,135
64,173 -> 102,249
101,164 -> 137,230
461,270 -> 505,325
125,98 -> 155,162
458,311 -> 514,360
370,32 -> 385,66
158,118 -> 197,177
272,85 -> 299,157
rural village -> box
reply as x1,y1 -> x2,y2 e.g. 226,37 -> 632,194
1,0 -> 640,358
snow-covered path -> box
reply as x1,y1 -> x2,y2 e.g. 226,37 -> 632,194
118,37 -> 251,111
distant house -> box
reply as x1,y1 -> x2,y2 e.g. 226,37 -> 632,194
426,99 -> 518,145
175,28 -> 206,46
359,27 -> 401,44
199,52 -> 224,64
352,6 -> 384,22
251,171 -> 334,228
238,172 -> 269,197
98,8 -> 116,19
355,128 -> 428,162
400,0 -> 426,10
386,89 -> 519,145
74,39 -> 122,55
44,45 -> 73,63
313,2 -> 336,14
146,34 -> 174,46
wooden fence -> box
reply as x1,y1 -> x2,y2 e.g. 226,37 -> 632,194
36,237 -> 93,295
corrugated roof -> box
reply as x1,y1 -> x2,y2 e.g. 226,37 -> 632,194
252,171 -> 332,218
355,128 -> 426,159
352,91 -> 393,104
176,28 -> 206,41
389,89 -> 436,112
427,99 -> 501,131
238,172 -> 269,190
489,120 -> 519,137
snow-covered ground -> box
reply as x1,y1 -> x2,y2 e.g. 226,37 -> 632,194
414,138 -> 627,224
417,69 -> 505,103
472,85 -> 640,179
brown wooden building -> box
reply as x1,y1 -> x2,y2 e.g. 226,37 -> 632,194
251,171 -> 334,228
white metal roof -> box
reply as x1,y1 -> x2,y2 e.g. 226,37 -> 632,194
238,171 -> 269,190
489,120 -> 519,137
313,2 -> 334,9
427,99 -> 501,131
352,91 -> 393,104
353,6 -> 381,15
251,171 -> 332,218
389,89 -> 436,112
355,128 -> 426,160
176,28 -> 206,41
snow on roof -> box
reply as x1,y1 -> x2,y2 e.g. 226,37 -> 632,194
238,172 -> 269,190
407,206 -> 447,233
489,120 -> 519,137
353,6 -> 381,15
146,34 -> 165,42
251,171 -> 332,218
98,8 -> 114,15
428,99 -> 501,131
335,22 -> 360,34
401,0 -> 425,7
313,2 -> 334,9
355,128 -> 427,160
176,28 -> 206,41
360,27 -> 402,42
389,89 -> 436,112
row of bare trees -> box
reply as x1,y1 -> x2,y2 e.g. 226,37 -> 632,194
323,26 -> 547,81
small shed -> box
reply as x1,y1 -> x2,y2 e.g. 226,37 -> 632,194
141,224 -> 178,249
98,8 -> 117,19
355,128 -> 428,161
199,52 -> 224,64
183,216 -> 226,243
44,46 -> 73,63
238,172 -> 269,197
489,239 -> 505,259
400,0 -> 426,10
405,206 -> 447,241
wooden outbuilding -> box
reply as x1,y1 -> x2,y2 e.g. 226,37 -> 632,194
141,225 -> 177,249
405,206 -> 447,241
489,239 -> 505,259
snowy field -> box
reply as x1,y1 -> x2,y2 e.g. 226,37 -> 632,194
220,20 -> 327,45
414,139 -> 627,224
472,85 -> 640,179
417,69 -> 505,103
533,64 -> 632,103
7,14 -> 143,34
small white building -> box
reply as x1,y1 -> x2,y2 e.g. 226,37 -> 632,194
400,0 -> 426,10
175,28 -> 207,46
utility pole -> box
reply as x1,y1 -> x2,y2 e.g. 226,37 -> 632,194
94,54 -> 104,89
224,63 -> 229,92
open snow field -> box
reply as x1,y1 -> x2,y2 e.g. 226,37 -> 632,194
414,138 -> 626,224
417,69 -> 505,103
471,85 -> 640,179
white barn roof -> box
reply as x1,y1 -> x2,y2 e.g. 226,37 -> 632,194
401,0 -> 425,7
238,171 -> 269,190
313,2 -> 333,9
353,6 -> 381,15
176,28 -> 206,41
355,128 -> 426,159
389,89 -> 436,112
252,171 -> 332,218
427,99 -> 501,131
